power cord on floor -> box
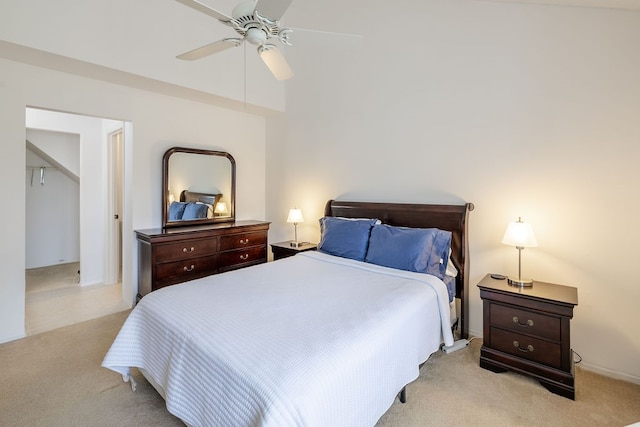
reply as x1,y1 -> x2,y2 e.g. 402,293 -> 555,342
441,335 -> 481,354
573,349 -> 582,364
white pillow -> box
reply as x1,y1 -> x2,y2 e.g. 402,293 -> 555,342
445,249 -> 458,278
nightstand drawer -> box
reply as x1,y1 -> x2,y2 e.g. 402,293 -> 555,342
220,245 -> 267,268
155,238 -> 218,262
490,304 -> 560,341
491,327 -> 562,369
220,231 -> 267,251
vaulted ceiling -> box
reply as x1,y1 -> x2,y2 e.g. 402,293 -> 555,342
1,0 -> 638,114
487,0 -> 640,8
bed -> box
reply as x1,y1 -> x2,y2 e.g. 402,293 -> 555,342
103,200 -> 473,427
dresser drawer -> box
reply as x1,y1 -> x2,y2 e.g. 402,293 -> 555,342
490,327 -> 562,369
220,231 -> 267,251
155,238 -> 218,262
155,255 -> 219,286
490,303 -> 560,341
220,245 -> 266,268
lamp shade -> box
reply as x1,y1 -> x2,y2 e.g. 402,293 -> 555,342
502,217 -> 537,248
287,208 -> 304,224
214,201 -> 228,214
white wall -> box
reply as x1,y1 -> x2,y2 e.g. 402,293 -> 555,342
0,57 -> 266,343
25,144 -> 80,269
26,128 -> 80,178
266,0 -> 640,383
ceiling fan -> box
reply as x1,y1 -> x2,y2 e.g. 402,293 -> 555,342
175,0 -> 298,80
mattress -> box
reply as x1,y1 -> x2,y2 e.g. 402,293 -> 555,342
103,251 -> 454,427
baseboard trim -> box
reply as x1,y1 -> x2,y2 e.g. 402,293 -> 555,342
579,362 -> 640,386
467,327 -> 483,339
0,331 -> 26,345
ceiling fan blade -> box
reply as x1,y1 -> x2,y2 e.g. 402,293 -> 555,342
254,0 -> 293,21
177,39 -> 242,61
175,0 -> 232,22
258,45 -> 294,80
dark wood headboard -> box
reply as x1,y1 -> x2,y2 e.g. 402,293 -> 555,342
324,199 -> 474,339
180,190 -> 222,207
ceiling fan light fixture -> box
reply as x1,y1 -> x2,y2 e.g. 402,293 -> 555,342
258,44 -> 294,80
246,27 -> 267,45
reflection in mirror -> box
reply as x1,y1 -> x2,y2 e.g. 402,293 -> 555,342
162,147 -> 235,228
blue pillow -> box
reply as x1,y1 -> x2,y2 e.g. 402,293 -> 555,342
168,202 -> 187,221
182,202 -> 209,220
317,217 -> 378,261
365,224 -> 452,279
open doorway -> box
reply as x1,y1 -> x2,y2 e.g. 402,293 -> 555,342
24,107 -> 129,335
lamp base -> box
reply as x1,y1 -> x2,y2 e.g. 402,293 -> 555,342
290,241 -> 303,248
508,277 -> 534,287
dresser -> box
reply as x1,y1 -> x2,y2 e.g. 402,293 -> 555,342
477,274 -> 578,399
136,220 -> 270,301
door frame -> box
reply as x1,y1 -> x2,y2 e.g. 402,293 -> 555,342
105,128 -> 124,285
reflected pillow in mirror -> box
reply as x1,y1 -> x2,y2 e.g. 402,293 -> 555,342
318,217 -> 378,261
365,224 -> 452,279
196,202 -> 214,218
182,202 -> 209,220
169,202 -> 187,221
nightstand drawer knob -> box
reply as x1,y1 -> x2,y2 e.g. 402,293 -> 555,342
513,341 -> 534,353
513,316 -> 534,327
183,264 -> 195,272
239,254 -> 249,260
239,238 -> 249,244
183,247 -> 195,253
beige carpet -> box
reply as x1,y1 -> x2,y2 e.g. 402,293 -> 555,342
1,311 -> 639,427
26,262 -> 80,294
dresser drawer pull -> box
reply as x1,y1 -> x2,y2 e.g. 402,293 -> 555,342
513,316 -> 534,328
239,238 -> 249,245
239,254 -> 249,261
513,341 -> 534,353
183,265 -> 195,272
183,247 -> 195,253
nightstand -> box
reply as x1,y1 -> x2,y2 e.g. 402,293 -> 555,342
477,274 -> 578,399
270,241 -> 317,261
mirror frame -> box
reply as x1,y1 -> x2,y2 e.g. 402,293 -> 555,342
162,147 -> 236,228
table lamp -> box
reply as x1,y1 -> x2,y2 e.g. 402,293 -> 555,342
502,217 -> 538,287
287,208 -> 304,247
214,201 -> 228,215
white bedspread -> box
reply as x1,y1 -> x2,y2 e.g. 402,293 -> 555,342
102,251 -> 454,427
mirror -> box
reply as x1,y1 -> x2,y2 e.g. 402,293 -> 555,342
162,147 -> 235,228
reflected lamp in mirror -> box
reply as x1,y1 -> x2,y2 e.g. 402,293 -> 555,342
214,201 -> 228,215
502,217 -> 538,287
287,208 -> 304,248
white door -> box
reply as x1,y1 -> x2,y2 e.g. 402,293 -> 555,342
105,129 -> 123,285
